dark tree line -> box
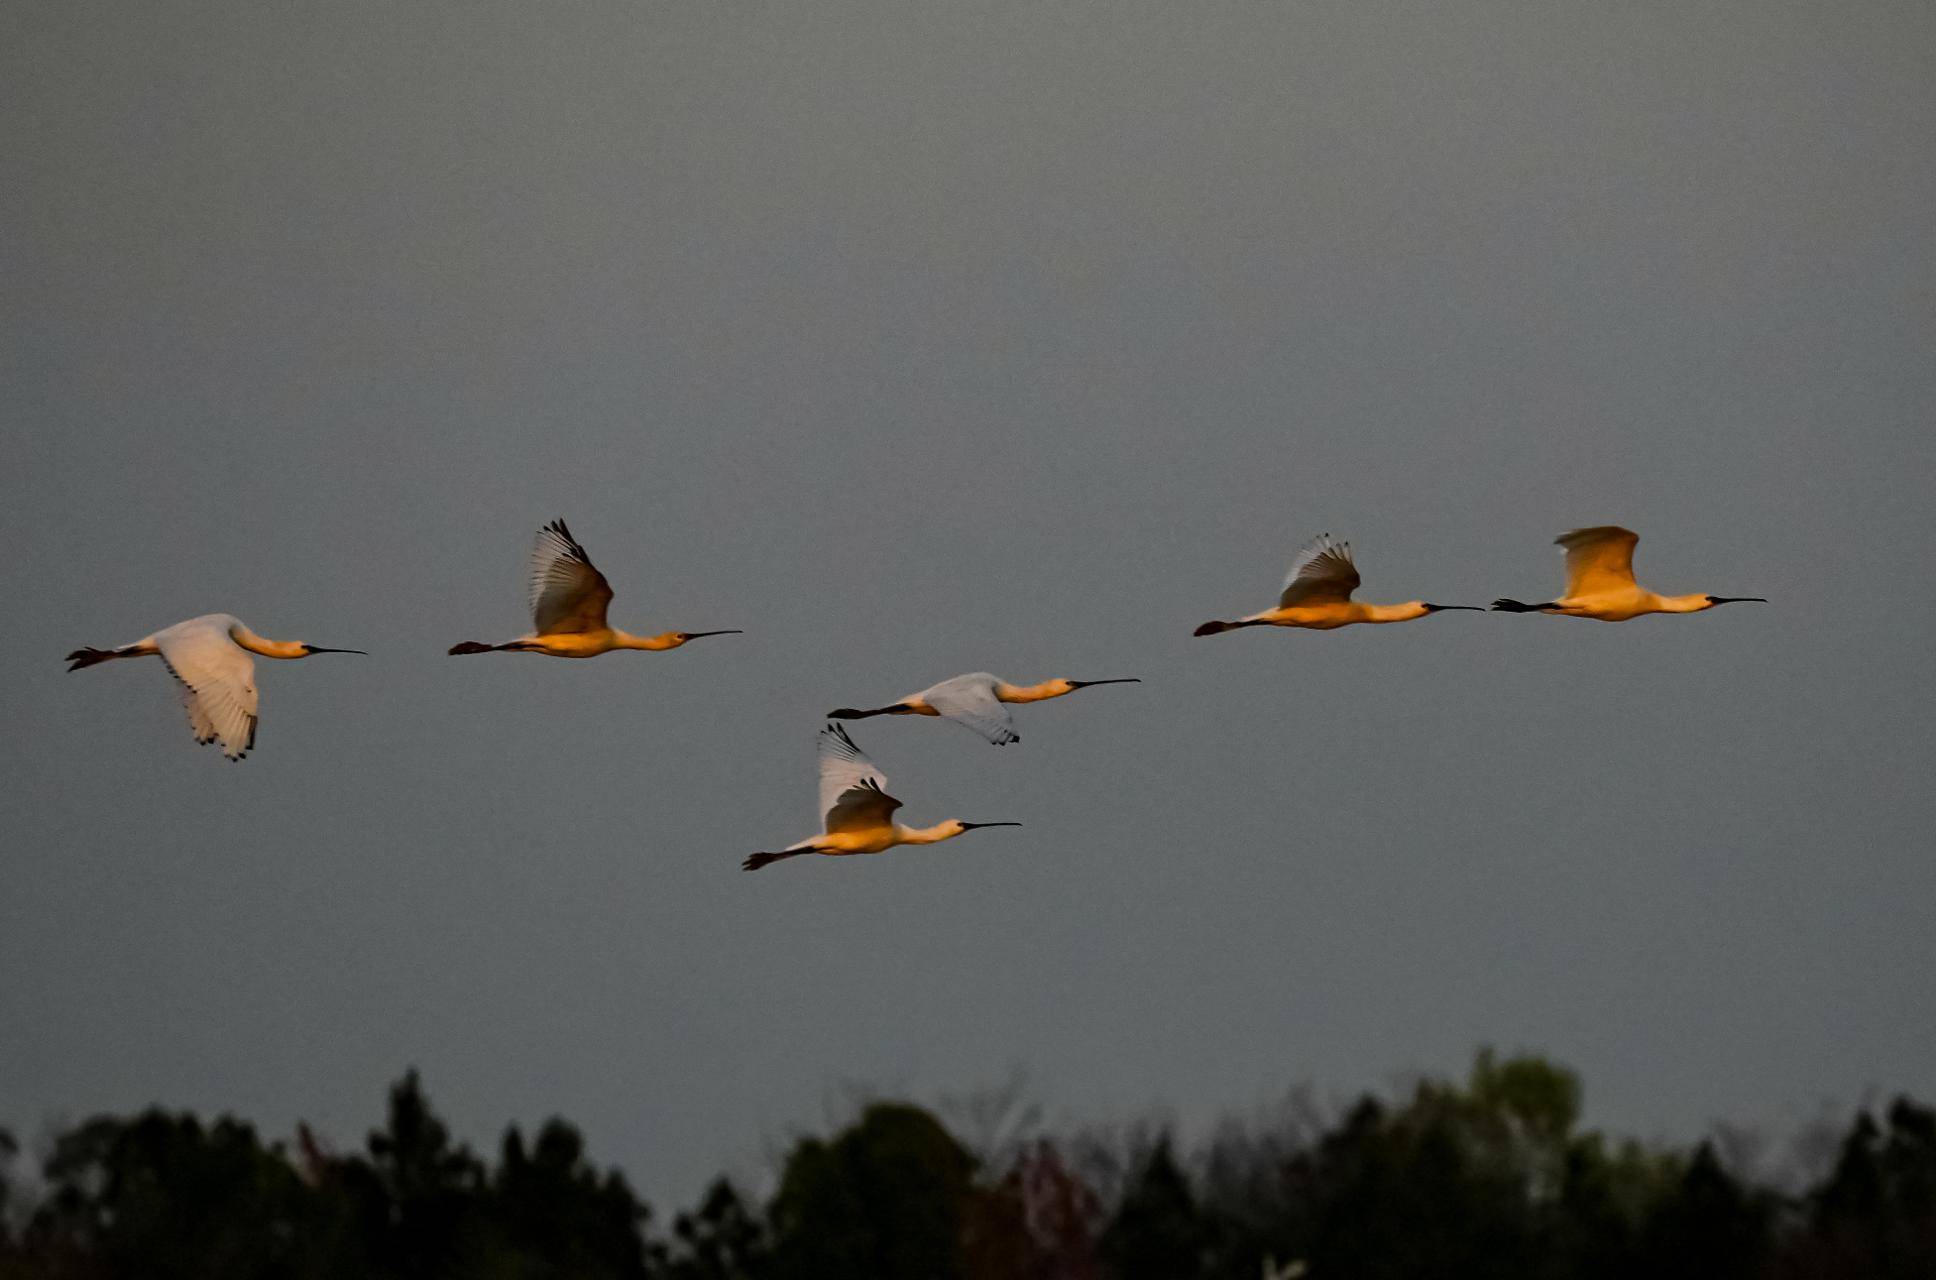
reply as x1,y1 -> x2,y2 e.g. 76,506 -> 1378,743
2,1053 -> 1931,1279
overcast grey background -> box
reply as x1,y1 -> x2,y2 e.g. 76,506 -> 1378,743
5,0 -> 1932,1206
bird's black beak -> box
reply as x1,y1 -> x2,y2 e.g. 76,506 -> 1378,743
1706,596 -> 1767,606
959,822 -> 1022,830
686,630 -> 742,639
305,646 -> 367,655
1421,604 -> 1484,613
1070,678 -> 1141,688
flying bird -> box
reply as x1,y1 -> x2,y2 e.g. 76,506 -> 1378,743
1195,534 -> 1481,635
66,614 -> 365,761
743,723 -> 1021,870
448,518 -> 739,657
828,672 -> 1140,746
1491,526 -> 1765,621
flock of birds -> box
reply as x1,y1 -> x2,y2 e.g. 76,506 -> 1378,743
66,519 -> 1763,870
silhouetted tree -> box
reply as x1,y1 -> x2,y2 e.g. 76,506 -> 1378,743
333,1068 -> 499,1277
766,1102 -> 976,1280
6,1061 -> 1935,1280
1101,1136 -> 1218,1280
1780,1097 -> 1936,1279
968,1139 -> 1104,1280
1548,1131 -> 1679,1280
1245,1053 -> 1644,1280
1636,1141 -> 1774,1280
25,1110 -> 357,1280
657,1179 -> 770,1280
493,1118 -> 651,1278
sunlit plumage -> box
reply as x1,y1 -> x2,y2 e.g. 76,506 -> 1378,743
828,671 -> 1140,746
1491,526 -> 1766,621
743,724 -> 1021,871
448,518 -> 739,658
1195,534 -> 1481,636
65,613 -> 365,761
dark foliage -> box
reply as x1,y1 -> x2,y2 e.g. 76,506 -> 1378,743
2,1056 -> 1931,1280
765,1103 -> 975,1280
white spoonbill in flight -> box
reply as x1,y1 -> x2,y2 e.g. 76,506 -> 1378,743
743,723 -> 1021,871
448,518 -> 739,658
1194,534 -> 1481,636
828,672 -> 1141,746
1491,526 -> 1766,621
66,614 -> 365,761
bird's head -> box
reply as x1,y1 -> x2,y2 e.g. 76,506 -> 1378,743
1703,595 -> 1767,609
298,643 -> 367,657
948,820 -> 1023,838
1061,677 -> 1141,693
657,629 -> 742,649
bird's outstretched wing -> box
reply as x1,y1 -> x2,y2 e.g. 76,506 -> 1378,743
527,518 -> 615,635
825,779 -> 904,834
1278,534 -> 1361,607
818,722 -> 902,831
1555,526 -> 1639,596
155,622 -> 259,760
921,673 -> 1019,746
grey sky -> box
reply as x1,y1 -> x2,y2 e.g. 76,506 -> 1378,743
5,1 -> 1932,1206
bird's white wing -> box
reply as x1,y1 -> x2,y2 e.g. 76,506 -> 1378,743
527,518 -> 615,634
817,722 -> 901,831
1278,534 -> 1361,607
1555,526 -> 1640,596
155,623 -> 258,760
180,683 -> 217,745
921,673 -> 1019,746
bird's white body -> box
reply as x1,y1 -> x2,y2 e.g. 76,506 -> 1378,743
1196,534 -> 1479,636
66,613 -> 363,761
449,519 -> 738,658
743,724 -> 1020,870
1492,526 -> 1765,622
1536,588 -> 1712,622
829,671 -> 1140,745
1236,600 -> 1440,629
780,822 -> 968,857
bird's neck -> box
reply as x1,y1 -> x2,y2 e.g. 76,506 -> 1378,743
615,630 -> 682,651
1364,602 -> 1432,623
897,821 -> 964,845
994,679 -> 1070,704
1657,593 -> 1713,614
227,623 -> 306,659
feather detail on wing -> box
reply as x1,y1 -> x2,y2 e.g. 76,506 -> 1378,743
1555,526 -> 1640,596
155,625 -> 259,760
1278,534 -> 1361,607
180,681 -> 218,745
528,518 -> 614,634
817,722 -> 900,830
920,674 -> 1019,745
825,779 -> 904,833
